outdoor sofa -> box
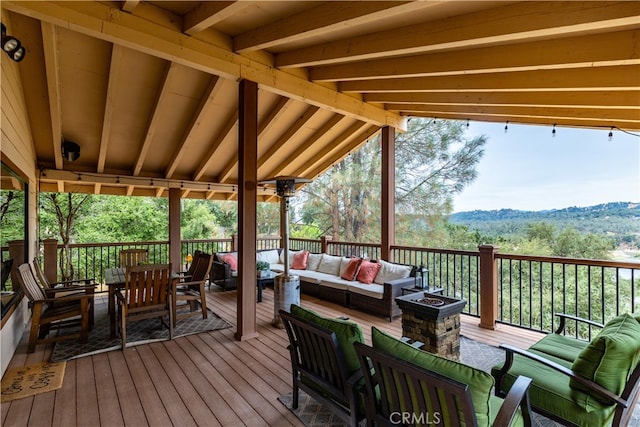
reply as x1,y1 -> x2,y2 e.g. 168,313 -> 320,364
212,249 -> 417,321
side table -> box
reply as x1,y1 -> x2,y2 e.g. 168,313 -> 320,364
256,274 -> 275,302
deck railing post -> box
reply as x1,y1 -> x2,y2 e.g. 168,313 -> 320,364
43,238 -> 58,283
320,236 -> 332,254
479,244 -> 499,330
232,234 -> 238,251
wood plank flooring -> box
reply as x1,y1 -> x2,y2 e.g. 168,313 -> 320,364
2,286 -> 545,427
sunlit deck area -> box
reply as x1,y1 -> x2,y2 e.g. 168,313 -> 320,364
2,285 -> 545,427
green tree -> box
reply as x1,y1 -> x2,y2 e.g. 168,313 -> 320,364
299,118 -> 486,244
181,200 -> 217,239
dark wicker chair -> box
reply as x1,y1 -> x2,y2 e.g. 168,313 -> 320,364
209,253 -> 237,290
354,341 -> 533,427
280,309 -> 365,426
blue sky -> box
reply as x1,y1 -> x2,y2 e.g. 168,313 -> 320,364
452,122 -> 640,213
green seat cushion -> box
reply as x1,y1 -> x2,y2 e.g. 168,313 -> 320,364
529,333 -> 589,362
570,313 -> 640,411
290,304 -> 364,375
491,350 -> 615,427
372,327 -> 495,426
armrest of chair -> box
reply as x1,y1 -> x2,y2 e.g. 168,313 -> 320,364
383,277 -> 415,296
554,313 -> 605,334
50,277 -> 96,286
493,375 -> 532,427
496,344 -> 628,408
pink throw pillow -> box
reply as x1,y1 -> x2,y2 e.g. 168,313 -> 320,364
340,257 -> 362,281
291,250 -> 309,270
356,260 -> 381,284
219,253 -> 237,271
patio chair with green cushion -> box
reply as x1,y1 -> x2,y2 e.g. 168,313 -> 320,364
369,327 -> 533,427
492,313 -> 640,427
280,305 -> 367,426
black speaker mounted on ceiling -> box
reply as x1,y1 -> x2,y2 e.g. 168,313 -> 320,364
62,141 -> 80,162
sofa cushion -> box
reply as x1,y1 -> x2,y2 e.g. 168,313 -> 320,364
320,278 -> 352,291
306,253 -> 323,271
218,253 -> 237,271
570,313 -> 640,411
291,250 -> 309,269
317,254 -> 343,276
356,260 -> 381,284
348,282 -> 384,299
257,249 -> 280,265
290,304 -> 364,375
529,333 -> 589,363
340,258 -> 362,281
372,327 -> 495,426
279,250 -> 299,267
295,270 -> 324,284
492,350 -> 615,427
374,259 -> 412,285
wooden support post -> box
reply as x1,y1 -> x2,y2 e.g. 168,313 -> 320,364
42,239 -> 58,283
168,188 -> 182,270
236,79 -> 258,341
479,244 -> 499,330
8,240 -> 26,290
231,234 -> 238,251
320,236 -> 332,254
381,126 -> 395,261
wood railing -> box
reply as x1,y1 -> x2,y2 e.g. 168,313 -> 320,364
39,237 -> 638,338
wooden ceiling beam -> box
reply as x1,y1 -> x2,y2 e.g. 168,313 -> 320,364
290,121 -> 372,177
218,96 -> 294,183
234,1 -> 423,52
310,30 -> 640,82
363,91 -> 640,109
97,44 -> 124,173
165,75 -> 223,179
133,62 -> 177,176
266,114 -> 347,179
340,65 -> 640,92
3,1 -> 405,130
184,2 -> 251,35
276,1 -> 640,68
389,104 -> 639,122
257,105 -> 321,173
40,22 -> 63,170
194,110 -> 239,182
303,126 -> 380,179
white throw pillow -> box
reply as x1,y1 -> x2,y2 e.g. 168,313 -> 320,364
257,249 -> 280,265
374,259 -> 412,284
306,253 -> 323,271
316,254 -> 342,276
339,257 -> 352,276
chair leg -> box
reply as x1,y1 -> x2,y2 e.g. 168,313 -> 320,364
80,299 -> 89,343
292,384 -> 299,409
28,308 -> 43,353
199,283 -> 207,319
120,309 -> 127,350
168,295 -> 174,340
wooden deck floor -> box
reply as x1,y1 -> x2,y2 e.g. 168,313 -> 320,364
2,286 -> 546,427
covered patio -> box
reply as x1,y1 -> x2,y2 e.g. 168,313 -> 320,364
1,1 -> 639,425
2,285 -> 546,426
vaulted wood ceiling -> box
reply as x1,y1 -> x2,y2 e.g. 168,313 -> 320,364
2,1 -> 639,200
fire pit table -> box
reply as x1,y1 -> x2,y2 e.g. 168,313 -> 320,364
395,292 -> 467,361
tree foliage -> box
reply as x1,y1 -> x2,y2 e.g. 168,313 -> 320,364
298,118 -> 487,245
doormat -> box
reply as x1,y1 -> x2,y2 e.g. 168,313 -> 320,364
1,362 -> 66,402
50,304 -> 232,362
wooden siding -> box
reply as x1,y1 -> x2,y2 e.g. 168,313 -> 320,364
1,287 -> 545,426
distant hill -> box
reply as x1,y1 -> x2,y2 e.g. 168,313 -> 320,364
449,202 -> 640,244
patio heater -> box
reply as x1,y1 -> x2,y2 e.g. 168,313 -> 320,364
260,176 -> 310,328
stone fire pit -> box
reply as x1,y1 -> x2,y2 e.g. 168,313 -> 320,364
395,292 -> 467,360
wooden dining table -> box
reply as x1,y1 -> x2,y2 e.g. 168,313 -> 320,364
104,267 -> 127,338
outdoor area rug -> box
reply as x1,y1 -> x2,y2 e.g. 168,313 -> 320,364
277,336 -> 586,427
1,361 -> 66,402
51,303 -> 231,362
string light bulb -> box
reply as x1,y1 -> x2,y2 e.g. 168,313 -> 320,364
552,124 -> 556,138
608,127 -> 614,141
504,121 -> 509,133
466,119 -> 470,129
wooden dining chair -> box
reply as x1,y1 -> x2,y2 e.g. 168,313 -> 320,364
172,252 -> 212,326
116,263 -> 173,349
119,248 -> 148,268
18,263 -> 93,353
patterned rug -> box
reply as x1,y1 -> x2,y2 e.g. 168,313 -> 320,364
51,303 -> 231,362
277,336 -> 592,427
